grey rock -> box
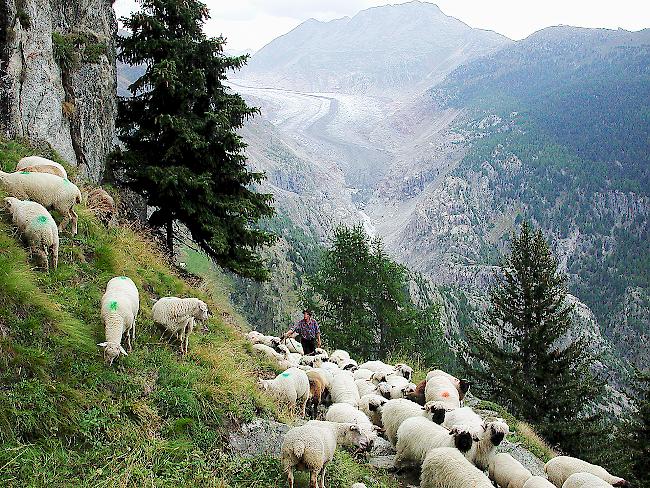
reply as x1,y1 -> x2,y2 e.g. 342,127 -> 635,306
369,436 -> 396,457
498,439 -> 546,477
1,0 -> 116,183
228,418 -> 292,458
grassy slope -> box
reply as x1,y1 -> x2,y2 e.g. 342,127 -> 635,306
0,138 -> 397,488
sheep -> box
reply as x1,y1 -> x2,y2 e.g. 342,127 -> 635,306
394,418 -> 479,469
339,359 -> 358,371
329,370 -> 360,406
523,476 -> 557,488
249,332 -> 282,349
0,171 -> 81,234
325,402 -> 376,438
152,297 -> 209,355
282,337 -> 304,354
358,360 -> 395,373
259,367 -> 310,417
395,363 -> 413,382
406,379 -> 427,405
381,398 -> 447,445
562,473 -> 614,488
253,343 -> 283,360
358,394 -> 387,427
426,369 -> 471,400
473,419 -> 510,470
281,420 -> 371,488
376,381 -> 393,400
98,276 -> 139,365
355,379 -> 379,397
3,197 -> 58,270
16,156 -> 68,179
314,347 -> 328,358
86,187 -> 115,226
425,374 -> 461,409
277,344 -> 302,365
353,368 -> 373,381
246,330 -> 264,342
300,353 -> 327,367
420,447 -> 494,488
320,361 -> 340,373
307,370 -> 328,419
489,453 -> 533,488
329,349 -> 350,366
545,456 -> 631,488
442,406 -> 480,430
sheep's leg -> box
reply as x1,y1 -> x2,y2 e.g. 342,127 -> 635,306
287,467 -> 294,488
124,327 -> 132,352
58,212 -> 71,233
319,465 -> 326,488
300,395 -> 308,418
50,242 -> 58,269
35,247 -> 48,271
310,470 -> 318,488
70,207 -> 78,235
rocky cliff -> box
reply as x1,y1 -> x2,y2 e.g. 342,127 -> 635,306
0,0 -> 117,182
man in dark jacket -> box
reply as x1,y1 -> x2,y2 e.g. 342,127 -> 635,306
284,309 -> 321,355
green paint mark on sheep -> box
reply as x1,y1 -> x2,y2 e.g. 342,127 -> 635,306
119,276 -> 128,280
20,171 -> 30,174
33,215 -> 49,226
63,178 -> 71,185
108,301 -> 119,311
281,372 -> 290,378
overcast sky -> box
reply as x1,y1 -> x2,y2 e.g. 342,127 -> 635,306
113,0 -> 650,52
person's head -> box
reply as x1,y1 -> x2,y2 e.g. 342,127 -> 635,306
302,309 -> 312,320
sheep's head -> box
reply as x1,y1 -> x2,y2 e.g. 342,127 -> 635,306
342,424 -> 372,452
370,371 -> 388,384
485,420 -> 509,446
449,425 -> 475,453
3,196 -> 19,212
401,383 -> 417,397
423,401 -> 449,424
459,378 -> 471,396
613,480 -> 631,487
97,341 -> 127,365
367,396 -> 387,413
395,363 -> 413,381
195,300 -> 209,322
258,379 -> 270,391
314,348 -> 328,358
270,337 -> 281,349
377,382 -> 392,399
342,362 -> 358,371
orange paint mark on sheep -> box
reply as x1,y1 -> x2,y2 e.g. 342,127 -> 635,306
442,391 -> 450,398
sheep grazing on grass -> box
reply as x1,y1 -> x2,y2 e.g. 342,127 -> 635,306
524,476 -> 557,488
394,418 -> 478,469
426,369 -> 471,400
98,276 -> 139,365
307,370 -> 329,418
247,331 -> 282,349
329,370 -> 360,406
259,367 -> 310,417
489,453 -> 533,488
358,394 -> 387,427
420,447 -> 494,488
152,297 -> 209,355
3,197 -> 58,270
545,456 -> 631,488
281,420 -> 372,488
253,343 -> 283,360
381,398 -> 447,445
425,374 -> 461,409
16,156 -> 68,179
562,473 -> 615,488
86,187 -> 115,226
0,170 -> 81,234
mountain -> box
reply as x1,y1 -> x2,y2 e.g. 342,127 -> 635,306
240,1 -> 510,96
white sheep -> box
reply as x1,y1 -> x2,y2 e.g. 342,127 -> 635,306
284,337 -> 304,354
325,402 -> 376,438
253,343 -> 283,359
246,330 -> 264,342
329,349 -> 350,366
259,367 -> 310,417
98,276 -> 139,365
249,332 -> 282,349
281,420 -> 371,488
489,453 -> 533,488
300,353 -> 327,368
16,156 -> 68,179
355,378 -> 379,397
152,297 -> 209,355
425,374 -> 461,409
524,476 -> 557,488
0,171 -> 81,234
312,367 -> 334,390
358,360 -> 395,374
562,473 -> 614,488
395,363 -> 414,382
395,418 -> 479,469
320,361 -> 340,374
441,406 -> 481,430
339,359 -> 358,371
545,456 -> 631,487
473,419 -> 510,470
353,368 -> 373,381
420,447 -> 494,488
3,197 -> 59,270
426,369 -> 471,400
314,347 -> 329,358
381,398 -> 447,445
329,370 -> 360,406
358,394 -> 387,427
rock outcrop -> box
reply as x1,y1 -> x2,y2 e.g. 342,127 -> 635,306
0,0 -> 117,182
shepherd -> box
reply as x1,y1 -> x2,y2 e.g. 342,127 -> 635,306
283,309 -> 321,356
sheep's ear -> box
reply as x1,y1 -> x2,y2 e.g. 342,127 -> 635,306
120,346 -> 128,356
349,424 -> 360,432
97,342 -> 108,347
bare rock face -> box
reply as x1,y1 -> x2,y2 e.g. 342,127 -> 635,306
1,0 -> 117,183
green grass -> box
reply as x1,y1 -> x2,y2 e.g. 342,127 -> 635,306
0,137 -> 401,487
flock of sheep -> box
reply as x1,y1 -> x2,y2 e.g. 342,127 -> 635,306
0,155 -> 208,364
246,331 -> 632,488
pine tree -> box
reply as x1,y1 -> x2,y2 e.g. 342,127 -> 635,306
627,370 -> 650,485
112,0 -> 275,280
465,222 -> 602,450
305,225 -> 444,361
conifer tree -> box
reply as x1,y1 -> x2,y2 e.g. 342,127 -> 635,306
464,222 -> 602,450
627,370 -> 650,485
112,0 -> 274,280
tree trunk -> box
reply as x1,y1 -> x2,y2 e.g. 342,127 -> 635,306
166,219 -> 174,256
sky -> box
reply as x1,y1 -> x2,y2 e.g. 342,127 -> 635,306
113,0 -> 650,53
